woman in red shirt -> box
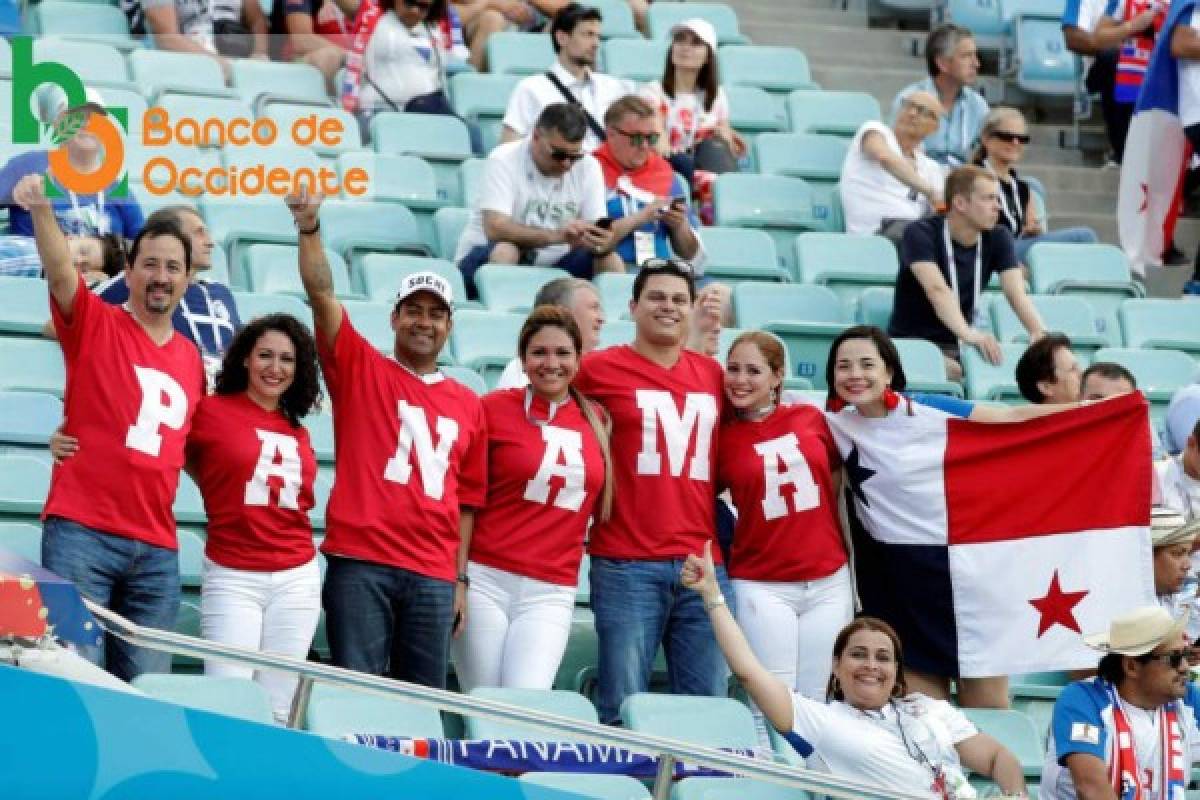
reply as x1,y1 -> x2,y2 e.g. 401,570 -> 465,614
187,313 -> 322,723
452,305 -> 612,691
717,331 -> 853,738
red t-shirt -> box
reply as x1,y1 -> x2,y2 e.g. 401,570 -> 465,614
317,311 -> 487,581
574,345 -> 724,561
43,275 -> 205,550
187,393 -> 317,572
718,404 -> 847,582
470,388 -> 606,586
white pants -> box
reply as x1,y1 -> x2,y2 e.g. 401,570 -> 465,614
451,561 -> 576,693
201,556 -> 322,723
733,566 -> 854,745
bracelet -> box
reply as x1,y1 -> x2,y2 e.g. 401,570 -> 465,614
297,221 -> 320,236
456,573 -> 470,587
704,593 -> 726,612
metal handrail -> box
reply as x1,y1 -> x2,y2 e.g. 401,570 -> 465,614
84,600 -> 931,800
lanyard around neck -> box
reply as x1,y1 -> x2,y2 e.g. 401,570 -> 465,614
982,159 -> 1022,233
66,189 -> 106,235
943,219 -> 982,316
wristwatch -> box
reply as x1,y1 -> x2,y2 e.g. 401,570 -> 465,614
456,573 -> 470,588
704,593 -> 726,612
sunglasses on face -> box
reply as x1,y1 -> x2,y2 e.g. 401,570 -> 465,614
549,146 -> 584,163
1139,649 -> 1189,669
612,127 -> 660,148
641,257 -> 694,275
990,130 -> 1031,144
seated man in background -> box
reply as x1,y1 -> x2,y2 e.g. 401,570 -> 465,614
1150,511 -> 1200,637
591,95 -> 705,273
889,165 -> 1045,381
841,90 -> 946,241
120,0 -> 237,77
1158,414 -> 1200,521
496,276 -> 605,388
454,103 -> 615,295
1079,361 -> 1137,402
1015,333 -> 1082,404
271,0 -> 355,88
1166,384 -> 1200,456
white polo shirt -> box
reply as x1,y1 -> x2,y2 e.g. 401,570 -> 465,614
453,138 -> 607,265
502,61 -> 632,152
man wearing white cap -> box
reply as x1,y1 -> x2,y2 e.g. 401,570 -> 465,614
500,3 -> 630,153
286,191 -> 487,689
1042,606 -> 1200,800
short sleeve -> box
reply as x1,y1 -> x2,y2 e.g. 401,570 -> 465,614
900,219 -> 938,269
909,393 -> 975,419
317,306 -> 373,400
578,156 -> 607,222
501,78 -> 539,137
49,272 -> 95,359
922,696 -> 978,744
457,396 -> 489,508
786,692 -> 834,756
1051,683 -> 1107,764
988,226 -> 1019,274
479,152 -> 519,216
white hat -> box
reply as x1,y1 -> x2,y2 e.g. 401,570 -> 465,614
669,18 -> 718,53
396,271 -> 453,311
1165,383 -> 1200,455
1151,507 -> 1200,548
1083,606 -> 1190,656
39,85 -> 107,123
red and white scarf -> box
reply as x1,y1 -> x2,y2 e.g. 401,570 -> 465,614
340,0 -> 387,113
1107,684 -> 1188,800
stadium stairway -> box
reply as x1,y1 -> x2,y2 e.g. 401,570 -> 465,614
725,0 -> 1195,298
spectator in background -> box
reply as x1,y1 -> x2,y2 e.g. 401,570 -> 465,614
272,0 -> 355,86
1166,384 -> 1200,455
1096,0 -> 1168,158
840,90 -> 945,241
68,233 -> 125,287
501,3 -> 629,152
640,18 -> 745,224
119,0 -> 233,77
892,24 -> 989,167
210,0 -> 270,59
592,95 -> 706,273
288,191 -> 487,690
889,166 -> 1046,382
1151,511 -> 1200,639
453,306 -> 611,691
574,260 -> 732,726
495,276 -> 604,388
1061,0 -> 1124,164
1042,606 -> 1199,800
1158,413 -> 1200,520
1169,7 -> 1200,292
1079,361 -> 1137,402
972,107 -> 1098,263
1015,333 -> 1083,405
455,103 -> 615,294
17,173 -> 204,681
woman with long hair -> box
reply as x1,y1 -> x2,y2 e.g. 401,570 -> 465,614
452,305 -> 613,690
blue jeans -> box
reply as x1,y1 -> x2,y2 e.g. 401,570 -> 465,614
458,243 -> 598,299
41,516 -> 180,681
322,555 -> 455,688
1015,227 -> 1098,263
590,557 -> 734,725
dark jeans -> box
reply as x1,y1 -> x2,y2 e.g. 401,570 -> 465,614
41,516 -> 180,681
322,555 -> 455,688
1087,51 -> 1131,162
590,556 -> 734,725
457,243 -> 598,299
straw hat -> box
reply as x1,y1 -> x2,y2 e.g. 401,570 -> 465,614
1151,507 -> 1200,549
1083,606 -> 1189,656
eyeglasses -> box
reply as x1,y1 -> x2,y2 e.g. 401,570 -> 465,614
903,100 -> 940,122
548,146 -> 585,163
990,130 -> 1031,144
612,127 -> 660,148
403,0 -> 434,10
1138,649 -> 1189,669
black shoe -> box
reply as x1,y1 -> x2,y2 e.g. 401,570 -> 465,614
1163,244 -> 1189,266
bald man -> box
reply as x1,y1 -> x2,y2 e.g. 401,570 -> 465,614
841,89 -> 947,243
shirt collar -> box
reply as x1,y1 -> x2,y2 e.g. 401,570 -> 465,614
552,60 -> 590,89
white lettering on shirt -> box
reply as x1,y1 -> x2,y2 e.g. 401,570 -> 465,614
244,429 -> 304,510
634,390 -> 717,480
524,425 -> 587,511
754,433 -> 820,520
124,365 -> 189,457
383,401 -> 459,500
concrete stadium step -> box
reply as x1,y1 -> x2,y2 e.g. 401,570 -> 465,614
1044,189 -> 1118,217
1021,164 -> 1119,195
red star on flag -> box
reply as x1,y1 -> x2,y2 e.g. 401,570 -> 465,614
1029,570 -> 1089,638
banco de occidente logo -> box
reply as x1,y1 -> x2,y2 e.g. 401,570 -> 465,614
11,36 -> 370,198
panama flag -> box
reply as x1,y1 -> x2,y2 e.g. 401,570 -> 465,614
1117,0 -> 1196,278
827,392 -> 1154,678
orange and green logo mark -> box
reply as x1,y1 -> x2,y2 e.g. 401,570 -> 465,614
10,36 -> 129,197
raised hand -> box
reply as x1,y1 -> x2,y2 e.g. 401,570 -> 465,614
284,188 -> 324,233
12,174 -> 50,211
681,540 -> 719,599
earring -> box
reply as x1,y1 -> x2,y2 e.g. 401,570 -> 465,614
882,387 -> 901,410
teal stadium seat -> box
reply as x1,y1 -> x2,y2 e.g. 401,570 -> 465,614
371,112 -> 474,206
715,175 -> 837,277
443,366 -> 487,395
130,675 -> 275,725
727,86 -> 787,134
593,273 -> 636,321
95,87 -> 148,139
129,185 -> 194,219
202,197 -> 299,276
1009,676 -> 1065,747
0,391 -> 63,447
176,528 -> 205,590
857,286 -> 894,329
266,105 -> 362,157
554,606 -> 600,692
341,300 -> 406,353
755,133 -> 848,185
459,157 -> 487,208
673,778 -> 811,800
520,774 -> 651,800
646,2 -> 747,45
464,687 -> 599,741
358,254 -> 471,307
450,309 -> 526,388
337,153 -> 443,244
961,708 -> 1043,779
719,45 -> 817,95
1119,298 -> 1200,358
129,49 -> 234,102
620,693 -> 759,749
222,143 -> 323,181
154,92 -> 253,135
586,0 -> 639,38
28,2 -> 137,48
941,0 -> 1004,52
787,90 -> 881,137
127,143 -> 223,188
475,265 -> 570,313
0,277 -> 51,336
32,38 -> 133,91
449,73 -> 521,152
0,522 -> 42,565
1005,2 -> 1074,97
894,338 -> 964,398
319,200 -> 429,269
1092,347 -> 1198,425
173,597 -> 203,672
231,59 -> 330,110
173,474 -> 207,527
961,342 -> 1028,402
700,227 -> 789,286
244,244 -> 356,300
793,233 -> 898,316
596,320 -> 636,350
305,684 -> 445,739
305,409 -> 335,464
1027,243 -> 1143,344
732,283 -> 851,387
310,471 -> 332,532
0,339 -> 65,396
990,294 -> 1106,357
434,207 -> 471,260
0,454 -> 53,518
486,31 -> 556,76
231,292 -> 313,328
602,39 -> 669,83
